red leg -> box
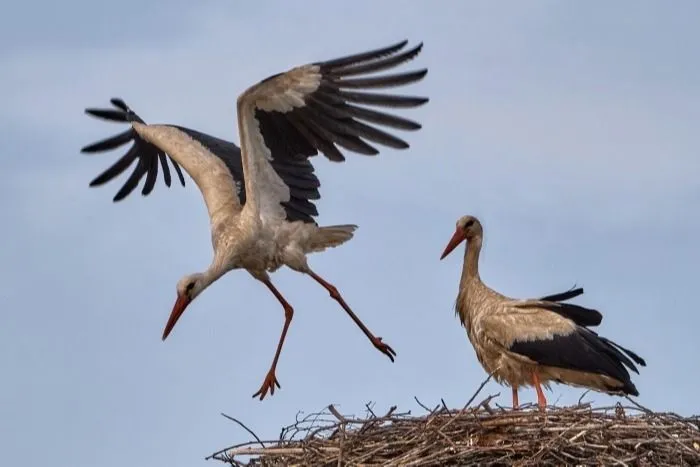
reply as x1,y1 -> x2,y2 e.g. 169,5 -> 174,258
252,279 -> 294,401
512,386 -> 519,409
307,269 -> 396,362
532,371 -> 547,411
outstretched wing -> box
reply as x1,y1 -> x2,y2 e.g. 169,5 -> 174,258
235,39 -> 428,223
81,98 -> 186,201
81,99 -> 322,223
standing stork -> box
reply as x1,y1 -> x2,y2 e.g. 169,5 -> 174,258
80,40 -> 428,399
439,215 -> 646,411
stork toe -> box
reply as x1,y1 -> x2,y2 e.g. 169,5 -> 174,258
372,337 -> 397,362
252,371 -> 282,401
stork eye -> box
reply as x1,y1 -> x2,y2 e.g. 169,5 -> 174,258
185,282 -> 195,292
463,219 -> 475,229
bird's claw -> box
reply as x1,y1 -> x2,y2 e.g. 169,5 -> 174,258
252,370 -> 282,401
372,336 -> 397,362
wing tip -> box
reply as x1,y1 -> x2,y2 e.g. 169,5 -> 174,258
88,177 -> 102,188
381,39 -> 410,55
403,41 -> 424,60
113,192 -> 128,202
393,39 -> 409,50
395,39 -> 423,53
83,98 -> 190,202
110,97 -> 128,111
319,38 -> 419,71
414,68 -> 428,80
80,144 -> 97,154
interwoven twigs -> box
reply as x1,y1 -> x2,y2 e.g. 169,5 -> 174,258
209,393 -> 700,466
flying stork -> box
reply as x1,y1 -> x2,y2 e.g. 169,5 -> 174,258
80,40 -> 428,399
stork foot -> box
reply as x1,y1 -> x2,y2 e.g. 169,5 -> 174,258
371,336 -> 397,362
252,370 -> 282,401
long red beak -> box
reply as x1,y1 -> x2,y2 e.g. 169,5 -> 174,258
162,294 -> 192,341
440,228 -> 466,260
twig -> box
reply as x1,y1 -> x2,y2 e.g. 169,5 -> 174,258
384,405 -> 398,418
440,398 -> 451,417
365,402 -> 377,418
414,396 -> 432,413
220,413 -> 265,448
463,373 -> 493,409
578,389 -> 592,405
479,393 -> 499,414
328,404 -> 347,422
625,396 -> 654,415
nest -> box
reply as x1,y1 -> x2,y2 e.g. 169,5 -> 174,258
209,390 -> 700,466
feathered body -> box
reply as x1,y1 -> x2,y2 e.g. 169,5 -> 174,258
81,40 -> 428,399
441,215 -> 646,409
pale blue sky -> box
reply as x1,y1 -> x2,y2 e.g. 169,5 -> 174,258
1,2 -> 699,466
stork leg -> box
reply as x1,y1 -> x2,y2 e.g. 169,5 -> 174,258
306,269 -> 396,362
512,386 -> 519,409
252,278 -> 294,401
532,371 -> 547,411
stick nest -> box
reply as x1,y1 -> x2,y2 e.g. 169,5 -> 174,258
209,396 -> 700,466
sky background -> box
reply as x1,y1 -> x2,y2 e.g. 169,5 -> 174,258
2,1 -> 699,466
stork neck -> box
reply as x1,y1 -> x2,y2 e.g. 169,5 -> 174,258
462,236 -> 482,283
203,254 -> 231,287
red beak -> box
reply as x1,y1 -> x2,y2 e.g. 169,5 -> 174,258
162,294 -> 192,341
440,228 -> 466,260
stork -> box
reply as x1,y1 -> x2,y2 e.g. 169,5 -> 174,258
80,40 -> 428,399
439,215 -> 646,411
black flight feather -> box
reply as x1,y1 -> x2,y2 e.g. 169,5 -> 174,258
509,328 -> 641,396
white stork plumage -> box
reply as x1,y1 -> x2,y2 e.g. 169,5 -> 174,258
439,215 -> 646,411
81,40 -> 428,399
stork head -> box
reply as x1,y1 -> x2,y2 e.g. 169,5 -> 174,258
440,215 -> 483,260
161,273 -> 211,341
